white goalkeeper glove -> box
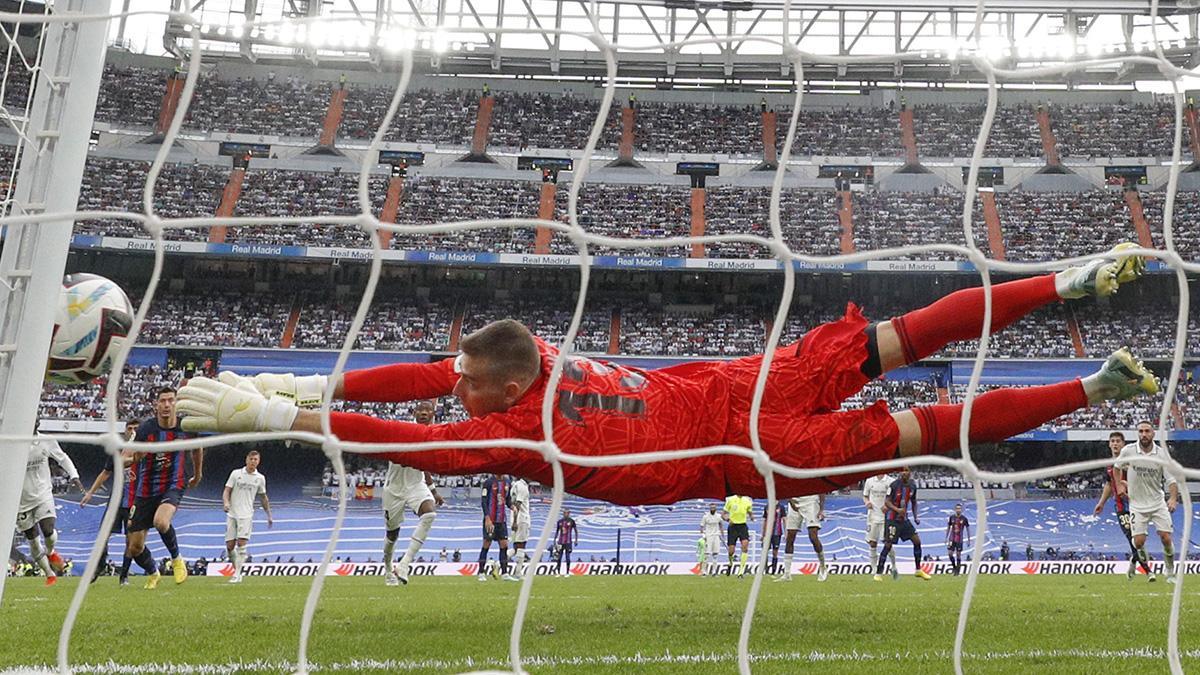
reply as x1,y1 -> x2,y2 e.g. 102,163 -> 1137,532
177,373 -> 299,434
219,371 -> 329,408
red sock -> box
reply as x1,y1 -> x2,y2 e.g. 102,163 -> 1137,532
910,380 -> 1088,455
891,275 -> 1059,364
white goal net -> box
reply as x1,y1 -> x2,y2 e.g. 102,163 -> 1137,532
0,0 -> 1196,674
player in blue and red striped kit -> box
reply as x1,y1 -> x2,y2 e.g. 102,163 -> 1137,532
80,420 -> 158,585
762,501 -> 787,574
945,504 -> 970,576
554,510 -> 579,576
126,387 -> 201,589
875,467 -> 931,582
478,474 -> 510,581
1095,431 -> 1152,578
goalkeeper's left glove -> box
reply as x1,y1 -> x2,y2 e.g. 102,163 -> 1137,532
176,373 -> 299,434
218,371 -> 328,408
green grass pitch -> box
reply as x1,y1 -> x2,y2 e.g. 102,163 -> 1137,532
1,574 -> 1198,673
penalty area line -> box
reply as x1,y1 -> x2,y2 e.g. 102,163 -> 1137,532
5,647 -> 1194,673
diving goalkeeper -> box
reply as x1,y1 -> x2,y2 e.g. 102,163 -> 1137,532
178,246 -> 1158,506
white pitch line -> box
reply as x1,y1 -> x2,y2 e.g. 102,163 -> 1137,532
6,647 -> 1197,673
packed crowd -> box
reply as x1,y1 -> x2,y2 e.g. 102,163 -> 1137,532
704,187 -> 843,258
851,189 -> 987,261
135,290 -> 293,348
619,305 -> 765,357
227,168 -> 386,248
89,66 -> 1192,159
65,151 -> 1200,264
74,157 -> 226,241
994,190 -> 1137,261
38,365 -> 186,421
460,298 -> 611,353
291,297 -> 454,351
1139,191 -> 1200,263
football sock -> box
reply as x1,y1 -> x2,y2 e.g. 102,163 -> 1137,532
889,549 -> 897,571
870,547 -> 879,570
234,545 -> 247,576
816,549 -> 826,567
738,551 -> 747,575
911,381 -> 1088,456
782,552 -> 793,576
160,526 -> 180,559
890,275 -> 1059,365
405,512 -> 435,562
477,547 -> 489,572
29,537 -> 53,577
912,542 -> 923,567
499,547 -> 509,575
876,544 -> 892,575
44,530 -> 58,554
1164,544 -> 1176,575
1137,546 -> 1149,568
382,537 -> 397,568
120,555 -> 133,580
513,548 -> 525,576
134,549 -> 156,574
771,550 -> 778,569
1128,538 -> 1151,573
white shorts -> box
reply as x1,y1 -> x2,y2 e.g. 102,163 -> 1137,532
225,516 -> 253,542
866,520 -> 884,543
1131,504 -> 1173,536
786,498 -> 821,531
383,482 -> 435,530
705,533 -> 723,555
512,518 -> 532,544
16,500 -> 55,533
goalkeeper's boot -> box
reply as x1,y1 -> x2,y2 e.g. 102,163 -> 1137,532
172,557 -> 189,585
1086,348 -> 1160,401
915,569 -> 933,581
872,574 -> 883,582
396,559 -> 411,586
144,571 -> 161,590
1056,242 -> 1143,299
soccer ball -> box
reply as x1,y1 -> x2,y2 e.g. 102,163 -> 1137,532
46,273 -> 134,385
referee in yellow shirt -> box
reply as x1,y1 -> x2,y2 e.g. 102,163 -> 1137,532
723,495 -> 754,577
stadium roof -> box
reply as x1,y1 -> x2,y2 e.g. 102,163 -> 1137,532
152,0 -> 1200,86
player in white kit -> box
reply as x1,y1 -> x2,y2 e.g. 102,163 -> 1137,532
863,473 -> 897,579
223,450 -> 272,584
383,400 -> 443,586
776,494 -> 827,582
507,476 -> 532,580
1116,421 -> 1179,583
18,424 -> 83,586
699,504 -> 725,576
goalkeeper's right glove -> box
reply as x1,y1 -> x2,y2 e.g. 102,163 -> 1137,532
219,371 -> 329,408
176,374 -> 299,434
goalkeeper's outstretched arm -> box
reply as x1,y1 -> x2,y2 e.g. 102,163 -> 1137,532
225,358 -> 458,405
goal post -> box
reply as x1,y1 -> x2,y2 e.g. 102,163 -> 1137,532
0,0 -> 112,605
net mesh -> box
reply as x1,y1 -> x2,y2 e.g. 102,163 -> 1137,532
0,1 -> 1195,673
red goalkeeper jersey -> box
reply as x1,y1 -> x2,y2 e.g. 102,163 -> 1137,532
331,306 -> 900,506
